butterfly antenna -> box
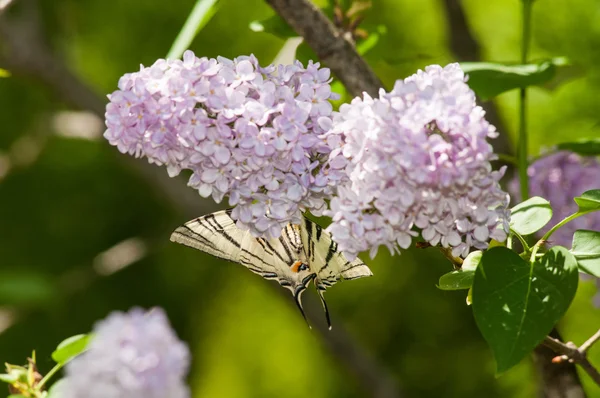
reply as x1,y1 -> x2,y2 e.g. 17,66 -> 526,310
316,286 -> 332,330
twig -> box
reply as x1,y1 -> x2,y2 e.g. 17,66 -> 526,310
264,0 -> 384,97
579,328 -> 600,353
0,1 -> 403,396
543,335 -> 600,386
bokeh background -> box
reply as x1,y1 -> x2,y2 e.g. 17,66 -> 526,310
1,0 -> 600,396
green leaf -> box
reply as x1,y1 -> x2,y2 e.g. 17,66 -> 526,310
166,0 -> 220,60
462,251 -> 483,272
460,57 -> 569,100
0,68 -> 10,78
437,251 -> 482,290
557,138 -> 600,156
571,230 -> 600,277
438,270 -> 475,290
7,395 -> 27,398
249,14 -> 297,39
51,334 -> 92,365
574,189 -> 600,212
472,246 -> 578,373
510,196 -> 553,235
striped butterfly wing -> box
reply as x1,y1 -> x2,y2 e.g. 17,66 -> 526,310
170,209 -> 283,280
301,218 -> 373,328
170,210 -> 318,324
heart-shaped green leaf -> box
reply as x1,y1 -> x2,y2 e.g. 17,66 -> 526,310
571,230 -> 600,277
460,58 -> 570,100
52,334 -> 92,365
510,196 -> 553,236
557,139 -> 600,156
472,246 -> 578,373
574,190 -> 600,212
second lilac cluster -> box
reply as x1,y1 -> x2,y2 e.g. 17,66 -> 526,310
510,151 -> 600,247
323,64 -> 510,259
105,51 -> 339,238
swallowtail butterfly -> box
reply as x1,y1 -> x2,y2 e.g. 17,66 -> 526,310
170,209 -> 373,329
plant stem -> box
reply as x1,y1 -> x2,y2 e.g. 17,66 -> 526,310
529,211 -> 588,261
36,363 -> 62,390
510,228 -> 530,252
518,0 -> 533,202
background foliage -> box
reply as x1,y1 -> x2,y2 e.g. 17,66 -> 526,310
1,0 -> 599,396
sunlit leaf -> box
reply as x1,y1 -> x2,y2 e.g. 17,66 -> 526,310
0,69 -> 10,77
571,230 -> 600,277
51,334 -> 92,365
461,57 -> 570,100
574,189 -> 600,212
438,270 -> 474,290
472,246 -> 578,373
557,138 -> 600,156
166,0 -> 220,60
510,196 -> 553,236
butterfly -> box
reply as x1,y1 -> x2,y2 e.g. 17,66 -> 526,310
170,209 -> 372,329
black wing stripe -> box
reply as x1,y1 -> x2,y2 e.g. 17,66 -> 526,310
315,224 -> 323,241
265,239 -> 288,264
204,214 -> 241,248
304,218 -> 313,260
241,248 -> 275,269
278,235 -> 294,263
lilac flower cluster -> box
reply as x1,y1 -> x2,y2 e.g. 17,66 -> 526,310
510,150 -> 600,246
509,151 -> 600,308
105,51 -> 339,238
323,63 -> 510,259
60,308 -> 190,398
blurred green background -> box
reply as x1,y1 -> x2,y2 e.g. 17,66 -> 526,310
1,0 -> 599,397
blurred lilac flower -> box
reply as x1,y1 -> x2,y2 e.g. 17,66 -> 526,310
323,63 -> 510,260
60,307 -> 190,398
509,150 -> 600,247
509,151 -> 600,308
105,51 -> 338,238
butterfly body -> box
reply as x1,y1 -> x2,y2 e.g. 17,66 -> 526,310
170,209 -> 372,328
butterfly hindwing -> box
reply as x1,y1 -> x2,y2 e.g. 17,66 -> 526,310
301,217 -> 372,289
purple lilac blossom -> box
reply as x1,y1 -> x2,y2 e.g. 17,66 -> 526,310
104,51 -> 340,238
323,63 -> 510,260
509,150 -> 600,246
508,151 -> 600,307
59,308 -> 190,398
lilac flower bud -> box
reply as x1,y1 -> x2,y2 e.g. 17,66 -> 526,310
324,63 -> 510,260
104,51 -> 339,239
59,308 -> 190,398
509,150 -> 600,247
